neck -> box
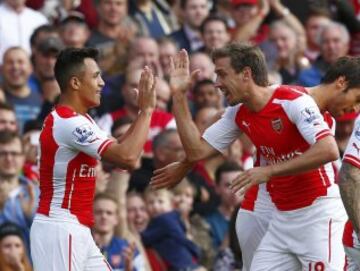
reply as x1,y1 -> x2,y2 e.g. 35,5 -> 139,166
58,94 -> 88,115
93,231 -> 113,247
98,21 -> 122,40
307,84 -> 337,112
5,84 -> 31,98
245,86 -> 274,112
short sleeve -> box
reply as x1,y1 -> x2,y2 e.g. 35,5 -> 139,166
342,117 -> 360,168
55,115 -> 114,160
274,94 -> 332,145
202,105 -> 242,153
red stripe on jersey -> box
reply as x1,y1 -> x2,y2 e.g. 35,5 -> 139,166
69,234 -> 72,271
315,130 -> 332,141
61,152 -> 98,226
38,114 -> 59,216
343,155 -> 360,168
328,219 -> 332,262
241,185 -> 259,211
343,220 -> 354,248
98,139 -> 113,156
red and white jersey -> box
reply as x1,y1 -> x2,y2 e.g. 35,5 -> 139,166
342,116 -> 360,249
96,108 -> 176,154
203,85 -> 338,211
37,106 -> 114,227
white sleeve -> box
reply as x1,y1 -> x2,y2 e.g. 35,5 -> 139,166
202,105 -> 242,153
342,117 -> 360,168
56,115 -> 114,160
274,95 -> 332,145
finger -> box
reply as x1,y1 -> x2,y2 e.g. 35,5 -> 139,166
169,55 -> 175,73
150,179 -> 173,190
181,49 -> 189,69
153,167 -> 168,175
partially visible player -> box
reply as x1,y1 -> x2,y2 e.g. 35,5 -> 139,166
152,44 -> 347,270
339,115 -> 360,270
30,48 -> 156,271
153,55 -> 360,270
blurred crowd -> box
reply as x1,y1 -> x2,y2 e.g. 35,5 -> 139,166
0,0 -> 359,270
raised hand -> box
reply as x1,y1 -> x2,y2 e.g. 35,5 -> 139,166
169,49 -> 199,95
150,161 -> 192,189
123,242 -> 136,271
230,166 -> 273,197
137,66 -> 157,113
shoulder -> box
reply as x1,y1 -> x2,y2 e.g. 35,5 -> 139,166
272,85 -> 307,101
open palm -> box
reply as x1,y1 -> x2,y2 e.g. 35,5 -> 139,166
169,49 -> 197,95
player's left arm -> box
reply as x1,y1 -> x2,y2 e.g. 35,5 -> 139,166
231,94 -> 339,194
339,162 -> 360,234
339,117 -> 360,234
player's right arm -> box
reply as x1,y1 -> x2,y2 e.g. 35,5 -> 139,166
339,117 -> 360,234
151,50 -> 242,189
102,67 -> 156,169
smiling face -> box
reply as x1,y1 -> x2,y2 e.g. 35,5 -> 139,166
203,20 -> 230,50
77,58 -> 105,108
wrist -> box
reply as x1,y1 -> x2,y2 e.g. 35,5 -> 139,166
139,108 -> 154,116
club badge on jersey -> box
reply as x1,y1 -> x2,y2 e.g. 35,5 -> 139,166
271,118 -> 283,134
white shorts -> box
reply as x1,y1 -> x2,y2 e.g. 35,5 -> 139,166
236,209 -> 271,271
30,215 -> 112,271
251,198 -> 347,271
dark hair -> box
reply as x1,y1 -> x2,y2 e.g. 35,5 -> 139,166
0,102 -> 15,112
152,128 -> 178,151
305,7 -> 331,23
193,79 -> 215,95
211,43 -> 269,86
30,24 -> 58,47
215,161 -> 243,185
0,222 -> 24,242
54,47 -> 99,92
180,0 -> 208,9
321,56 -> 360,90
200,14 -> 229,34
23,119 -> 43,134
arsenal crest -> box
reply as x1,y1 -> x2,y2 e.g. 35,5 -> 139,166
271,118 -> 283,133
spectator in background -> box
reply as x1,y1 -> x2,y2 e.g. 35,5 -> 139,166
335,112 -> 359,157
189,52 -> 215,82
92,193 -> 147,271
131,0 -> 178,39
158,37 -> 178,81
199,14 -> 231,54
172,179 -> 215,270
169,0 -> 210,53
127,192 -> 150,234
0,0 -> 47,65
141,188 -> 202,271
191,79 -> 222,116
297,21 -> 350,86
304,8 -> 331,63
0,102 -> 17,132
29,24 -> 59,55
205,162 -> 243,249
1,47 -> 43,132
0,222 -> 32,271
59,13 -> 90,48
155,78 -> 171,112
129,37 -> 164,78
87,0 -> 137,53
269,19 -> 309,84
0,131 -> 38,254
129,129 -> 183,192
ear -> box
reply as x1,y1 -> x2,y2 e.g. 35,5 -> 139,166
70,76 -> 81,90
241,67 -> 252,81
335,76 -> 348,92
